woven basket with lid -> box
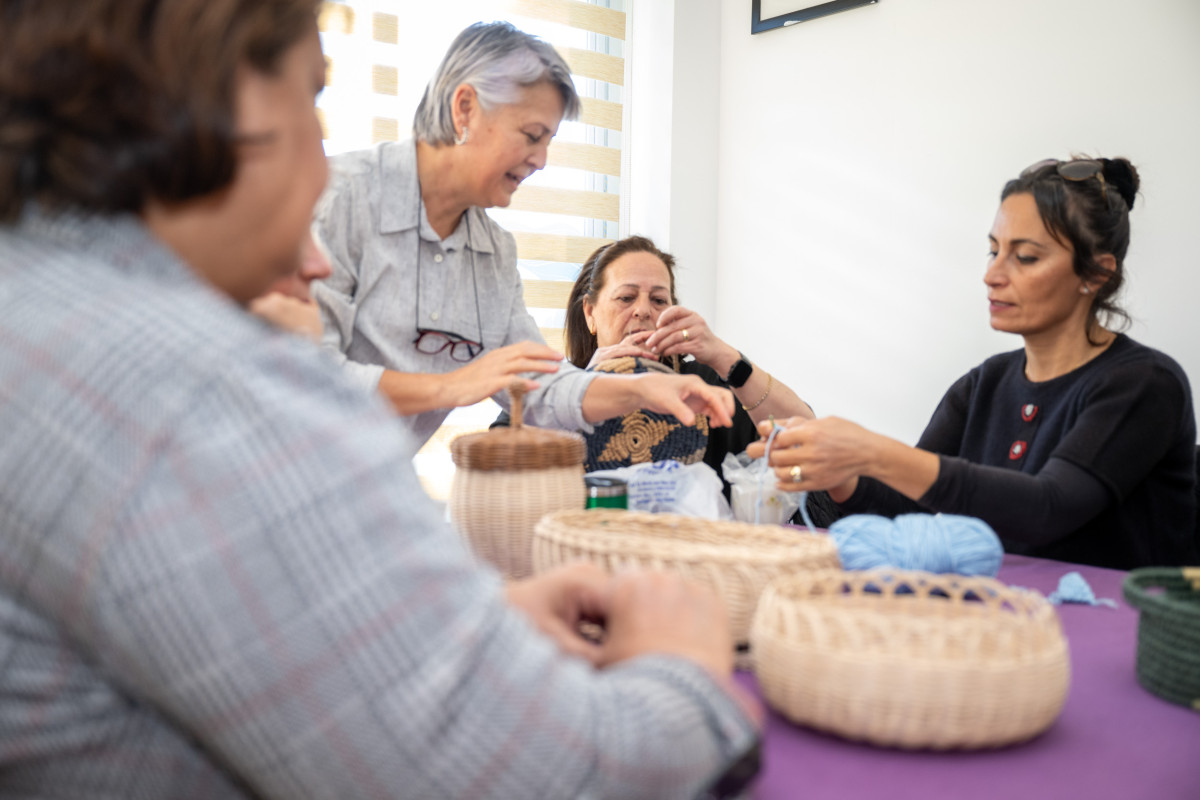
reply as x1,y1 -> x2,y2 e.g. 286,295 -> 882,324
751,568 -> 1070,749
532,509 -> 840,644
449,385 -> 585,580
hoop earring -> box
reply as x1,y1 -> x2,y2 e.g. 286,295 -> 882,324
455,126 -> 470,146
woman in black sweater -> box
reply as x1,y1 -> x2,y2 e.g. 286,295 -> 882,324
752,157 -> 1197,569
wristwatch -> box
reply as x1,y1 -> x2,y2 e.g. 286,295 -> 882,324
724,352 -> 753,389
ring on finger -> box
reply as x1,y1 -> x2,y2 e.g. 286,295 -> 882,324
681,328 -> 690,342
789,465 -> 802,482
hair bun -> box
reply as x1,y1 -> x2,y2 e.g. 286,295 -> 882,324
1101,157 -> 1140,210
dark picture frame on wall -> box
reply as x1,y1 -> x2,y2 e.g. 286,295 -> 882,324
751,0 -> 878,34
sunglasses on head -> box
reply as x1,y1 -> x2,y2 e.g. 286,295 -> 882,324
1021,158 -> 1107,201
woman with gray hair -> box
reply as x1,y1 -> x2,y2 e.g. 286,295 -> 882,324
314,22 -> 733,448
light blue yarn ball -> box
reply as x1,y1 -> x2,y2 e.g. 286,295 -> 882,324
828,513 -> 1003,576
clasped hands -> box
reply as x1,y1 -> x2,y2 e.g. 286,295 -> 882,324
506,563 -> 763,725
505,563 -> 730,672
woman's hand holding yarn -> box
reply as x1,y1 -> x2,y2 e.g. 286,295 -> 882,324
747,417 -> 872,499
587,330 -> 657,368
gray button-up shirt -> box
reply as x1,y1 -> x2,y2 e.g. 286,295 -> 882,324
312,140 -> 596,448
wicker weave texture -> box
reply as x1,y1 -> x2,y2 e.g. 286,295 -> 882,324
1123,567 -> 1200,710
532,510 -> 840,642
450,466 -> 585,580
751,569 -> 1070,749
450,427 -> 585,471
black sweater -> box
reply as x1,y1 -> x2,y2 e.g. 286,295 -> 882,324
842,335 -> 1198,569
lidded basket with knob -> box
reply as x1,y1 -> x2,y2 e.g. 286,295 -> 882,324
449,383 -> 586,580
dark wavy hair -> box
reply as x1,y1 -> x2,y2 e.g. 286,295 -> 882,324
0,0 -> 321,222
1001,156 -> 1140,342
564,236 -> 679,369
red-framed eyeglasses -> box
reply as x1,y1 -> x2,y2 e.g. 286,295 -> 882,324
413,328 -> 483,362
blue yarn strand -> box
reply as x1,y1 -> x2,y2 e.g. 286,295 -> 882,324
755,423 -> 817,529
755,425 -> 782,525
796,490 -> 816,531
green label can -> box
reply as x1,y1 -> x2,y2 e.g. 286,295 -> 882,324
584,476 -> 627,509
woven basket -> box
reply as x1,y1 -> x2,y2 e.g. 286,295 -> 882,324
449,385 -> 585,580
751,569 -> 1070,749
583,357 -> 708,472
532,509 -> 840,643
1122,567 -> 1200,710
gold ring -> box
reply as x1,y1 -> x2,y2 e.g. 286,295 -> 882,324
681,329 -> 690,342
789,465 -> 802,482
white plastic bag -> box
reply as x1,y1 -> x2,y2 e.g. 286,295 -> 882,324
587,460 -> 732,520
721,452 -> 801,525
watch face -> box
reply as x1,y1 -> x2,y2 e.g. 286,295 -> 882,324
727,357 -> 753,389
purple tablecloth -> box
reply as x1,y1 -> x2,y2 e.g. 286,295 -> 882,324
736,555 -> 1200,800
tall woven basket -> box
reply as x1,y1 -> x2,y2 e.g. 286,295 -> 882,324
532,509 -> 840,644
751,569 -> 1070,749
1122,567 -> 1200,710
450,385 -> 585,580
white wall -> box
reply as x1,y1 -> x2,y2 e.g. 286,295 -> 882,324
626,0 -> 723,323
696,0 -> 1200,443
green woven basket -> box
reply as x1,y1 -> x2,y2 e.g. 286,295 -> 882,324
1122,567 -> 1200,711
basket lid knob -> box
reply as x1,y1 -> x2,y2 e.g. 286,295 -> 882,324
449,382 -> 585,471
508,379 -> 527,431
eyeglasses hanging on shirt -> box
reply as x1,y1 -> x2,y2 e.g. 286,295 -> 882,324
412,186 -> 485,363
414,327 -> 482,362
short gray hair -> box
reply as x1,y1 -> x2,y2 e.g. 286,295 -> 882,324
413,21 -> 581,145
